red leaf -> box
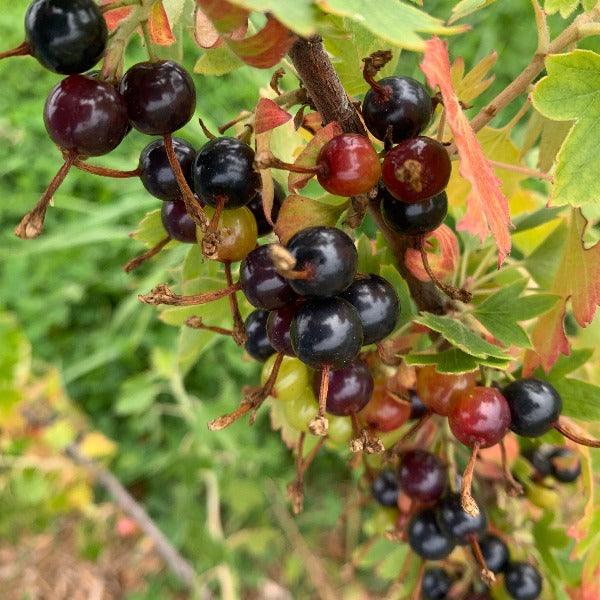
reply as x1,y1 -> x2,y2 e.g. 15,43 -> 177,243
196,0 -> 249,35
404,224 -> 459,282
194,5 -> 247,49
228,16 -> 295,69
254,98 -> 292,135
101,1 -> 132,31
420,38 -> 511,266
288,121 -> 342,193
148,1 -> 175,46
524,209 -> 600,373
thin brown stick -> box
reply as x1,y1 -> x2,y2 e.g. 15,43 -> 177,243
73,158 -> 141,178
419,241 -> 472,303
224,262 -> 246,345
310,365 -> 331,436
500,439 -> 524,496
185,316 -> 235,337
65,444 -> 199,589
554,418 -> 600,448
139,282 -> 240,306
489,159 -> 553,181
218,111 -> 253,134
124,235 -> 171,272
469,535 -> 496,586
0,41 -> 31,60
254,154 -> 322,175
389,412 -> 432,456
461,443 -> 480,516
15,154 -> 75,239
411,562 -> 426,600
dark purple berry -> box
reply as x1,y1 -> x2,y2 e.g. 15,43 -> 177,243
372,470 -> 398,507
267,304 -> 298,356
398,449 -> 446,503
244,310 -> 275,362
408,508 -> 455,560
247,181 -> 286,236
161,201 -> 196,243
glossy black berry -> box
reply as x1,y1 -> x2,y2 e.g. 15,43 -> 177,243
502,378 -> 562,437
380,187 -> 447,236
119,60 -> 196,135
25,0 -> 107,74
240,245 -> 298,310
291,297 -> 363,369
504,562 -> 542,600
161,201 -> 196,243
436,494 -> 487,545
408,508 -> 455,560
286,227 -> 358,297
246,181 -> 285,236
44,75 -> 129,157
477,534 -> 510,574
532,445 -> 581,483
193,137 -> 261,209
267,304 -> 298,356
340,274 -> 399,345
139,138 -> 196,201
398,449 -> 446,503
362,76 -> 432,144
422,567 -> 452,600
409,390 -> 428,420
244,310 -> 275,362
312,359 -> 374,416
371,470 -> 399,507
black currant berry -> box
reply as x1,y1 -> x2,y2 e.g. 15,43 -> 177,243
286,227 -> 358,297
193,137 -> 261,209
477,534 -> 510,574
409,390 -> 428,420
502,378 -> 562,437
532,445 -> 581,483
504,562 -> 542,600
340,274 -> 399,345
436,494 -> 487,545
119,60 -> 196,135
244,310 -> 275,362
240,245 -> 298,310
139,138 -> 196,201
246,181 -> 285,236
266,304 -> 298,356
362,76 -> 432,144
380,187 -> 447,236
25,0 -> 107,74
422,567 -> 453,600
371,470 -> 399,507
160,201 -> 196,244
312,359 -> 374,416
290,297 -> 363,369
408,508 -> 456,560
44,75 -> 129,157
398,449 -> 446,503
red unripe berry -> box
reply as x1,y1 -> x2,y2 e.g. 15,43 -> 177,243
416,366 -> 476,417
449,387 -> 511,449
317,134 -> 381,196
359,381 -> 410,432
382,136 -> 451,203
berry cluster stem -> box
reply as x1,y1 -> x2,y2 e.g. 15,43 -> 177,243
139,282 -> 241,306
554,417 -> 600,448
224,262 -> 246,346
461,442 -> 480,517
0,41 -> 31,60
309,365 -> 331,437
73,158 -> 142,178
124,235 -> 170,272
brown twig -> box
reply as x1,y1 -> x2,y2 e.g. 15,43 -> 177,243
139,283 -> 240,306
224,262 -> 246,346
310,365 -> 331,436
0,41 -> 31,60
554,417 -> 600,448
185,316 -> 235,337
388,412 -> 432,456
461,443 -> 480,517
73,158 -> 141,178
124,235 -> 171,272
469,534 -> 496,586
500,438 -> 524,496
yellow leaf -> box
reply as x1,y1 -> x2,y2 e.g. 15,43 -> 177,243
42,418 -> 76,451
67,481 -> 93,510
80,431 -> 117,459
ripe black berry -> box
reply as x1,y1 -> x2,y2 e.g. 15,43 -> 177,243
502,378 -> 562,437
291,297 -> 363,369
421,567 -> 452,600
286,227 -> 358,297
240,245 -> 298,310
161,201 -> 196,243
139,138 -> 196,201
247,181 -> 285,236
44,75 -> 129,157
119,61 -> 196,135
340,274 -> 399,345
531,445 -> 581,483
362,76 -> 432,143
193,137 -> 261,209
312,359 -> 374,416
266,304 -> 298,356
380,187 -> 447,236
408,508 -> 455,560
436,493 -> 487,545
504,562 -> 542,600
371,470 -> 399,507
25,0 -> 107,74
409,390 -> 428,420
244,310 -> 275,362
477,534 -> 510,574
398,449 -> 446,503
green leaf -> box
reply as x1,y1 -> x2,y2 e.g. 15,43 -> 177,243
194,46 -> 243,76
314,0 -> 466,51
380,264 -> 416,329
525,220 -> 568,288
323,17 -> 400,95
130,209 -> 178,248
541,348 -> 594,379
449,0 -> 499,23
513,206 -> 565,234
404,348 -> 509,373
414,313 -> 510,360
115,373 -> 162,415
545,377 -> 600,421
544,0 -> 596,17
532,50 -> 600,207
473,280 -> 560,348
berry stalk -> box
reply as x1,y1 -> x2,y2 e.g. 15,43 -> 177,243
139,282 -> 241,306
124,235 -> 170,273
0,41 -> 31,60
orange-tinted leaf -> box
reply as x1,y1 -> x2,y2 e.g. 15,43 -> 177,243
404,224 -> 459,283
420,38 -> 511,266
524,209 -> 600,373
194,7 -> 223,48
196,0 -> 249,34
228,16 -> 295,69
255,98 -> 292,135
148,1 -> 175,46
288,121 -> 342,193
101,1 -> 133,31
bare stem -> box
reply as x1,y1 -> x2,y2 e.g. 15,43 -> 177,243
309,365 -> 331,436
225,262 -> 246,346
124,235 -> 170,272
500,438 -> 524,496
139,282 -> 240,306
74,158 -> 141,178
388,412 -> 432,457
554,417 -> 600,448
469,534 -> 496,586
185,316 -> 235,337
0,41 -> 31,60
461,443 -> 480,517
489,159 -> 553,182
